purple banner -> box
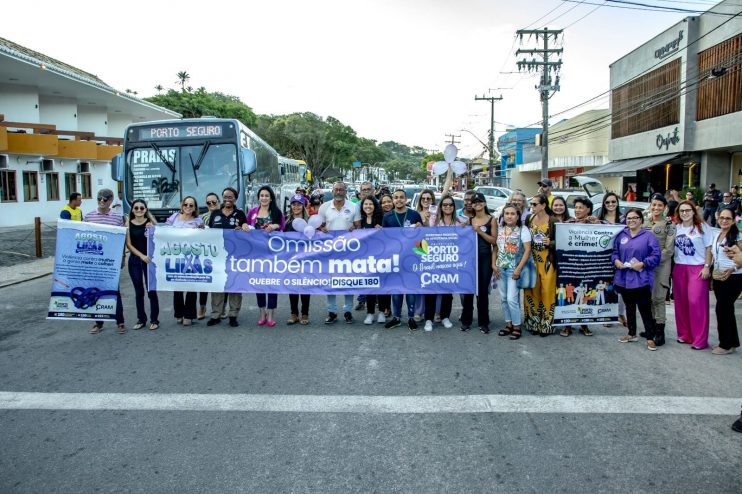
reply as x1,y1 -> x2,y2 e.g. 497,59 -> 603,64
149,226 -> 477,295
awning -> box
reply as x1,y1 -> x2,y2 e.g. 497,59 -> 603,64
588,153 -> 680,177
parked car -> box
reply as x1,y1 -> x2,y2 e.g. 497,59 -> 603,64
593,200 -> 651,220
474,186 -> 513,211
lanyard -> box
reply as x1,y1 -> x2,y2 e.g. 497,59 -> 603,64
395,210 -> 408,227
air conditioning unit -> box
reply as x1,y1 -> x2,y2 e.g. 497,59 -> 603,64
78,161 -> 91,174
0,155 -> 8,169
40,159 -> 54,173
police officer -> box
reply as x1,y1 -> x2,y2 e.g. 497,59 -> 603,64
642,193 -> 675,345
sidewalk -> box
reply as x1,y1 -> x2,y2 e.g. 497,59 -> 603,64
0,256 -> 55,288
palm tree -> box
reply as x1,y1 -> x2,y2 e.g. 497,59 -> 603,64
176,71 -> 190,92
154,84 -> 164,94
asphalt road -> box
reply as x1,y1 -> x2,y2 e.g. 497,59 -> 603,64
1,277 -> 740,493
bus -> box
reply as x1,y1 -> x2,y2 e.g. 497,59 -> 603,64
277,156 -> 309,211
110,117 -> 280,221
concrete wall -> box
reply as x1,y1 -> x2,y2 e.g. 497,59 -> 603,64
549,110 -> 610,158
77,106 -> 108,136
0,83 -> 40,123
700,151 -> 732,190
107,113 -> 132,140
39,96 -> 77,130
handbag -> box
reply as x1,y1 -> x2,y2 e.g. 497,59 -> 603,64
517,256 -> 537,289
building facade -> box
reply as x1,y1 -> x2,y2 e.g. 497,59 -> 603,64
0,37 -> 179,226
591,0 -> 742,200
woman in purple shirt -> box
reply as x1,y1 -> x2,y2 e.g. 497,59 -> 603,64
611,208 -> 661,351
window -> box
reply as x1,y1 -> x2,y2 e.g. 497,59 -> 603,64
64,173 -> 77,198
611,58 -> 681,139
697,34 -> 742,121
80,174 -> 92,199
1,170 -> 17,202
22,171 -> 39,202
46,172 -> 60,201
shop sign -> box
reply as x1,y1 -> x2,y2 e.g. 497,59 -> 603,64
655,30 -> 683,59
656,127 -> 680,150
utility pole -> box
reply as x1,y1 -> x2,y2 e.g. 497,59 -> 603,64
515,27 -> 563,179
474,94 -> 502,185
444,134 -> 461,145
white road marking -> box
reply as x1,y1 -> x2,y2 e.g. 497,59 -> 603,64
0,392 -> 738,415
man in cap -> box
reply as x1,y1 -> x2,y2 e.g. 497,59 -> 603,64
538,178 -> 555,207
702,183 -> 722,226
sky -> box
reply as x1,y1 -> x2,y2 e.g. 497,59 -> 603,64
3,0 -> 709,159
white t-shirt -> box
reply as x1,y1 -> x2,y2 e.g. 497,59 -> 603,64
711,231 -> 742,275
318,200 -> 361,231
673,224 -> 713,265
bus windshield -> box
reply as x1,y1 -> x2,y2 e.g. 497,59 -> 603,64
126,143 -> 238,209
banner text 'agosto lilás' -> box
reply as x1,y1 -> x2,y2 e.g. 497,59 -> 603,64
147,226 -> 478,295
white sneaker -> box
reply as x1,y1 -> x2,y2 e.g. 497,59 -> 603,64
364,314 -> 374,325
424,320 -> 433,332
441,318 -> 453,329
377,313 -> 386,324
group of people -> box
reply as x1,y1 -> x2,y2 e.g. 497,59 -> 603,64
61,179 -> 741,358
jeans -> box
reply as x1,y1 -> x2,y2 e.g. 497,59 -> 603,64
256,293 -> 277,310
128,255 -> 159,324
327,295 -> 353,314
703,207 -> 717,227
497,267 -> 521,326
392,294 -> 416,319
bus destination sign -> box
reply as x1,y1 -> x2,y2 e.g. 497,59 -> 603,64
137,124 -> 225,141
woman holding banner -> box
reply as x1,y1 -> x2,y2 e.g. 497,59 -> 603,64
359,196 -> 389,325
523,194 -> 557,336
246,186 -> 285,327
125,199 -> 160,331
673,200 -> 713,349
284,194 -> 312,325
494,204 -> 532,340
599,192 -> 628,328
197,192 -> 221,320
165,196 -> 203,326
612,208 -> 661,351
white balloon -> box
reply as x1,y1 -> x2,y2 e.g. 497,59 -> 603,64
432,161 -> 449,176
308,215 -> 323,228
443,144 -> 458,163
291,218 -> 308,231
451,161 -> 468,175
303,225 -> 316,239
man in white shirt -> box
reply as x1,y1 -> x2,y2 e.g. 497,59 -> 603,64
317,181 -> 361,324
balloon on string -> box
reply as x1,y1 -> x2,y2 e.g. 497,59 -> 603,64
291,218 -> 308,231
431,143 -> 468,176
432,161 -> 449,176
303,225 -> 316,239
308,215 -> 323,228
443,144 -> 457,163
451,161 -> 467,175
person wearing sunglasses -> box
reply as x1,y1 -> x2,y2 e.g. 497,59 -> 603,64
612,208 -> 661,350
709,207 -> 742,355
598,192 -> 628,327
672,200 -> 713,349
125,199 -> 159,331
84,188 -> 126,334
165,196 -> 203,326
196,192 -> 221,320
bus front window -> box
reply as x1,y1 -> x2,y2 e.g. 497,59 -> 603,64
126,143 -> 238,208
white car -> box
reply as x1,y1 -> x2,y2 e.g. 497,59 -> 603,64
474,186 -> 513,212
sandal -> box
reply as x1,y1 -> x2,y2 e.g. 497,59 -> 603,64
90,322 -> 103,334
182,319 -> 192,326
176,318 -> 183,325
117,324 -> 126,334
560,327 -> 572,337
579,325 -> 594,336
287,314 -> 299,325
132,322 -> 146,331
498,323 -> 514,336
509,328 -> 522,340
149,322 -> 159,331
299,315 -> 310,325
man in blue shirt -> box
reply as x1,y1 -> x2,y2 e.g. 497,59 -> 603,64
382,189 -> 423,330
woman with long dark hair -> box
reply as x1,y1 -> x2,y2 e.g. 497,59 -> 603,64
673,200 -> 713,349
359,196 -> 389,325
165,196 -> 203,326
551,196 -> 572,223
246,186 -> 285,327
598,192 -> 621,224
710,207 -> 742,354
125,199 -> 159,330
523,193 -> 557,336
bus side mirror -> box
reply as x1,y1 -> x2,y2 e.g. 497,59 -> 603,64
241,149 -> 257,176
111,153 -> 124,181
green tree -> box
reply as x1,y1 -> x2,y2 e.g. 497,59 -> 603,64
154,84 -> 164,94
176,71 -> 190,92
145,88 -> 257,127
